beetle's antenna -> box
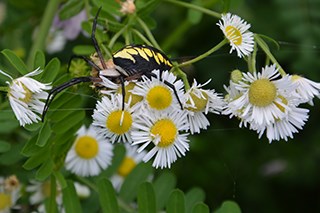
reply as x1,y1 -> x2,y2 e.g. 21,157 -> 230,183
91,7 -> 107,70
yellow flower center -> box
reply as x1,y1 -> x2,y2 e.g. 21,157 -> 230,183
75,136 -> 99,159
146,85 -> 172,110
117,82 -> 143,107
186,91 -> 208,112
274,95 -> 288,113
106,110 -> 132,134
291,75 -> 301,81
41,181 -> 52,198
150,119 -> 177,147
249,79 -> 277,107
0,193 -> 11,210
19,84 -> 32,103
225,25 -> 242,46
117,157 -> 136,177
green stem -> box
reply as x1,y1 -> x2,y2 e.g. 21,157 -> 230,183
164,0 -> 221,19
108,25 -> 127,49
248,41 -> 257,73
136,17 -> 161,50
254,34 -> 286,76
177,38 -> 227,68
49,175 -> 57,213
132,29 -> 153,46
84,0 -> 91,18
27,0 -> 61,69
173,66 -> 190,90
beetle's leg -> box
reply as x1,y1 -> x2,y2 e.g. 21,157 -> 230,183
144,72 -> 184,110
119,76 -> 126,111
91,7 -> 107,70
42,77 -> 93,122
163,80 -> 183,110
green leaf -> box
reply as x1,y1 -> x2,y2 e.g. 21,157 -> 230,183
166,189 -> 185,213
192,203 -> 209,213
0,109 -> 19,133
138,182 -> 156,213
48,94 -> 83,122
33,50 -> 46,70
185,187 -> 206,213
62,180 -> 83,213
97,178 -> 119,213
51,111 -> 85,134
36,158 -> 54,181
0,140 -> 11,153
214,200 -> 241,213
0,143 -> 25,165
23,148 -> 49,170
119,163 -> 153,202
21,135 -> 41,157
187,0 -> 203,25
59,0 -> 84,20
1,49 -> 28,75
42,57 -> 61,83
93,0 -> 121,17
24,122 -> 42,131
137,0 -> 160,18
0,119 -> 18,133
153,172 -> 177,211
53,171 -> 67,189
36,122 -> 51,147
72,45 -> 95,55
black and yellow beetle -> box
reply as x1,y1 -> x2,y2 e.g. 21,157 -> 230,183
42,7 -> 183,121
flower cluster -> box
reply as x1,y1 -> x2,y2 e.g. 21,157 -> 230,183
61,69 -> 224,177
223,64 -> 320,142
0,7 -> 319,182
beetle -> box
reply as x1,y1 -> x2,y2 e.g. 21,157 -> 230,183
42,7 -> 183,121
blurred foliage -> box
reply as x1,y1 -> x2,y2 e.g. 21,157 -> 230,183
1,0 -> 320,213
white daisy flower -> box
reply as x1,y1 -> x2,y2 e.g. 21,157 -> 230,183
110,143 -> 147,191
290,75 -> 320,105
184,79 -> 225,134
251,98 -> 309,142
26,179 -> 62,205
65,125 -> 113,177
0,68 -> 52,126
131,110 -> 189,169
0,176 -> 20,213
99,76 -> 143,108
131,69 -> 185,112
217,13 -> 254,58
92,94 -> 138,143
227,64 -> 298,127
